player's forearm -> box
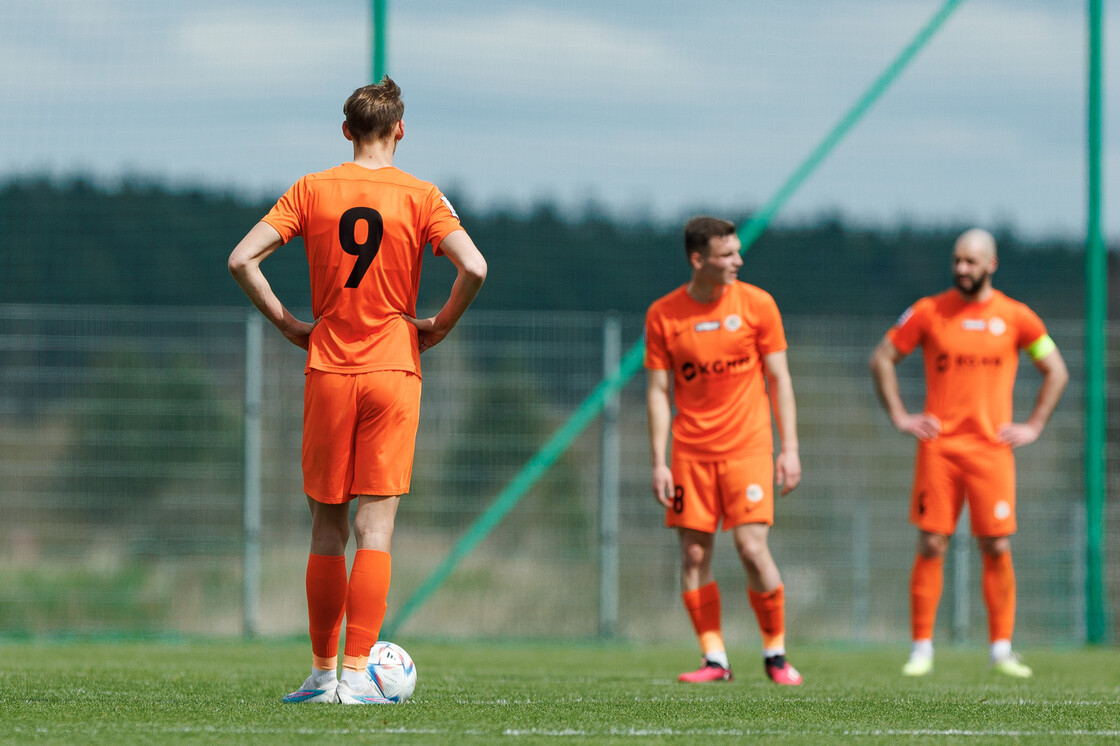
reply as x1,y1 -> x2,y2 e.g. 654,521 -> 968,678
231,264 -> 294,334
1025,361 -> 1069,432
869,354 -> 909,424
646,391 -> 672,468
429,231 -> 487,333
229,222 -> 296,334
771,378 -> 799,453
762,352 -> 799,452
432,261 -> 486,333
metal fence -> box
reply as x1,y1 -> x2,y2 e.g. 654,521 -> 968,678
1,305 -> 1115,647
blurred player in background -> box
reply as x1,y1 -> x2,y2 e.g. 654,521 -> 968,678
645,217 -> 803,686
869,228 -> 1067,678
228,76 -> 486,704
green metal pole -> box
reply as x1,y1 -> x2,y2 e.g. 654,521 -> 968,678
383,0 -> 966,638
1084,0 -> 1108,645
371,0 -> 387,82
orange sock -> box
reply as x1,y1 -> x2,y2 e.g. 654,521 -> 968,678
982,552 -> 1016,642
910,554 -> 944,641
342,549 -> 392,670
306,553 -> 347,671
682,582 -> 724,654
748,585 -> 786,652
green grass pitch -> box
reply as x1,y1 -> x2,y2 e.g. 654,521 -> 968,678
2,640 -> 1118,744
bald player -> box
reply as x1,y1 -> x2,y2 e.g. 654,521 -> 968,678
870,228 -> 1068,678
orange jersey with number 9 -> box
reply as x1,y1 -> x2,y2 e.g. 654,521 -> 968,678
263,162 -> 462,375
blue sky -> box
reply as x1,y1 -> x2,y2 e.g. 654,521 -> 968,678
1,0 -> 1117,240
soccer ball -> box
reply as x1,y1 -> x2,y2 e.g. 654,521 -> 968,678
368,640 -> 417,703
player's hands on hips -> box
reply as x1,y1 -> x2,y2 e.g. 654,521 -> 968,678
895,412 -> 941,441
404,315 -> 449,353
651,465 -> 675,509
775,449 -> 801,495
283,318 -> 318,350
998,422 -> 1041,448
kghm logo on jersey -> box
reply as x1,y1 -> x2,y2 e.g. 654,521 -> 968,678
694,320 -> 720,333
680,355 -> 754,381
935,353 -> 1004,373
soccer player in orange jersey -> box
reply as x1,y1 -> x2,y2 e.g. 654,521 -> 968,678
228,77 -> 486,704
645,217 -> 803,686
870,228 -> 1067,679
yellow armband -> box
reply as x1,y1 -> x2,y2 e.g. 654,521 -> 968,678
1026,334 -> 1056,361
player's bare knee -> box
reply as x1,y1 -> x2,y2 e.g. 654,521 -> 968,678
732,530 -> 766,559
917,532 -> 949,558
352,520 -> 394,552
680,541 -> 710,571
309,525 -> 349,555
978,535 -> 1011,556
737,546 -> 773,574
309,513 -> 351,552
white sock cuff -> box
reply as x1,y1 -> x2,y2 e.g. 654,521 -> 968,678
310,667 -> 337,685
340,668 -> 368,686
911,639 -> 934,658
990,639 -> 1012,660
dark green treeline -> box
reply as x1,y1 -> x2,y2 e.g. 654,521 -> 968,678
1,177 -> 1103,319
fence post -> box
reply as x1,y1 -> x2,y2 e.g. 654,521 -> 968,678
599,314 -> 622,638
950,513 -> 970,643
851,503 -> 870,642
243,313 -> 263,638
1073,502 -> 1088,642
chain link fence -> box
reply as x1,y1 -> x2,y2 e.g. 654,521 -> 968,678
0,306 -> 1114,646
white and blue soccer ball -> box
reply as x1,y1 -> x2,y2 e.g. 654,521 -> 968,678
368,640 -> 417,703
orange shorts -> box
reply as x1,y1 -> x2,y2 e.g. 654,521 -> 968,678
910,440 -> 1016,537
666,452 -> 774,533
302,368 -> 421,504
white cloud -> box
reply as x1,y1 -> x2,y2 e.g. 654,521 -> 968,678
393,5 -> 709,105
173,8 -> 365,88
0,0 -> 1115,238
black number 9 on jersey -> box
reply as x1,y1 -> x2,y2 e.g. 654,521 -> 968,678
338,207 -> 384,288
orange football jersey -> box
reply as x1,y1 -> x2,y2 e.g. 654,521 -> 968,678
888,289 -> 1048,444
263,162 -> 462,375
645,281 -> 787,459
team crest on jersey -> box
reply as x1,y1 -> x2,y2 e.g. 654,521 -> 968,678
724,314 -> 742,332
993,500 -> 1011,520
894,306 -> 915,328
746,484 -> 764,503
440,195 -> 459,219
988,317 -> 1007,336
694,320 -> 721,333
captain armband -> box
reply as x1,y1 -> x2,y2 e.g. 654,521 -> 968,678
1026,334 -> 1057,362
